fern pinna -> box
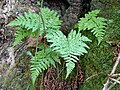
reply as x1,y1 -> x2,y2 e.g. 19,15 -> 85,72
7,8 -> 107,86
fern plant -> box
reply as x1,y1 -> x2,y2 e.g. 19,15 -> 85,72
7,7 -> 107,87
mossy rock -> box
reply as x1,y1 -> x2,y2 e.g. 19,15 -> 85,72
79,1 -> 120,90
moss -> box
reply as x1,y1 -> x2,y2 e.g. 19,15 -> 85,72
79,1 -> 120,90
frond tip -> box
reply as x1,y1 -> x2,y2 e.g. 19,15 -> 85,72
66,60 -> 75,78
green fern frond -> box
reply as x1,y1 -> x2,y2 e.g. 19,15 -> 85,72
46,30 -> 91,78
30,44 -> 60,85
8,8 -> 62,35
7,11 -> 40,32
78,10 -> 107,45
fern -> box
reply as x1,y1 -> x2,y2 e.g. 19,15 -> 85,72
30,44 -> 60,84
46,30 -> 91,78
7,8 -> 107,87
7,8 -> 62,85
7,8 -> 62,35
78,10 -> 107,45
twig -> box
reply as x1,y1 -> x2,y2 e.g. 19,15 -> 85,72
103,78 -> 110,90
103,53 -> 120,90
85,72 -> 102,81
111,73 -> 120,77
85,70 -> 111,81
108,77 -> 120,90
109,77 -> 120,84
110,53 -> 120,75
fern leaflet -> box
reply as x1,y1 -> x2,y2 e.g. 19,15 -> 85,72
7,11 -> 40,32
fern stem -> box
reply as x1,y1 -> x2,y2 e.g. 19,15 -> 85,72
39,8 -> 46,53
40,1 -> 46,90
35,0 -> 45,59
35,31 -> 39,60
41,0 -> 44,8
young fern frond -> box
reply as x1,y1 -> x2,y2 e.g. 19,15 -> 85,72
46,30 -> 91,78
78,10 -> 107,45
30,44 -> 60,85
8,8 -> 62,35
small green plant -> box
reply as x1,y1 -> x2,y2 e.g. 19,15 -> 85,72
8,7 -> 107,86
